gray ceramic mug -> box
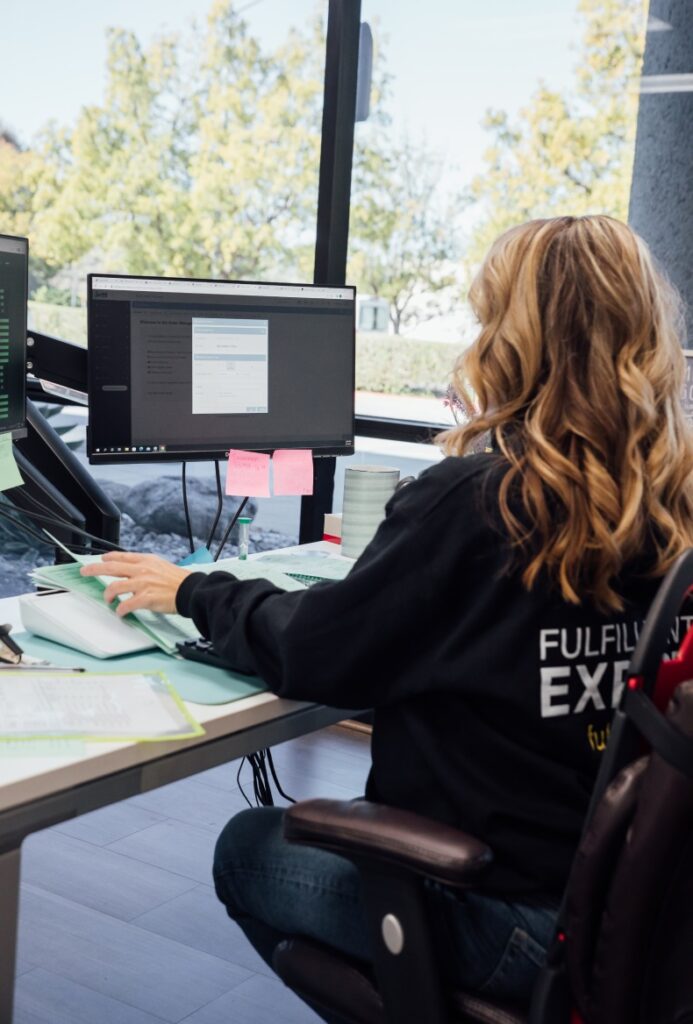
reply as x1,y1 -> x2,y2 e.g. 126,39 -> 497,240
341,465 -> 400,559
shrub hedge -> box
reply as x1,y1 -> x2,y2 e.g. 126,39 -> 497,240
355,333 -> 460,397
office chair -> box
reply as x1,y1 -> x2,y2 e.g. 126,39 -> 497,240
272,549 -> 693,1024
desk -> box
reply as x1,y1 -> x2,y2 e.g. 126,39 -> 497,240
0,543 -> 350,1022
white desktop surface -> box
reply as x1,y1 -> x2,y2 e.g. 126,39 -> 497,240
0,539 -> 355,1021
0,541 -> 351,816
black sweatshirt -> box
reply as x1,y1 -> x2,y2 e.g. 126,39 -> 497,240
176,455 -> 683,902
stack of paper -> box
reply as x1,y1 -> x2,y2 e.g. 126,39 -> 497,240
30,559 -> 199,655
30,544 -> 308,656
0,670 -> 203,742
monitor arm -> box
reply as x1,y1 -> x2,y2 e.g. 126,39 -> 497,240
3,332 -> 120,558
26,330 -> 87,397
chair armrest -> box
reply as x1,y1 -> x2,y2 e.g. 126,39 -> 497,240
283,799 -> 493,887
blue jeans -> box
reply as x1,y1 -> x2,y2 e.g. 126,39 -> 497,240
213,807 -> 557,1020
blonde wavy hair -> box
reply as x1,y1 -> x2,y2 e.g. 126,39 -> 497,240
439,215 -> 693,612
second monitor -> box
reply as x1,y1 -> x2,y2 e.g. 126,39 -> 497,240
0,233 -> 28,437
87,274 -> 355,464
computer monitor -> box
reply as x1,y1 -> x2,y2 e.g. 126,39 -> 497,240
0,234 -> 28,437
87,274 -> 355,464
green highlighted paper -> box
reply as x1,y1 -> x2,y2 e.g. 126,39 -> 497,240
33,538 -> 200,655
16,630 -> 268,706
29,540 -> 310,660
0,670 -> 203,742
256,551 -> 352,582
193,556 -> 310,591
0,432 -> 22,492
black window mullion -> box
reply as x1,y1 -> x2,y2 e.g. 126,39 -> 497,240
300,0 -> 362,543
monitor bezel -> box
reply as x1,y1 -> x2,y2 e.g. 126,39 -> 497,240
0,233 -> 28,439
87,271 -> 356,464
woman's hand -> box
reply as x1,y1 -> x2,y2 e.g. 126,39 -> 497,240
80,552 -> 191,617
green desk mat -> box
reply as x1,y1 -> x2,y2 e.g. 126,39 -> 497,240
14,632 -> 267,706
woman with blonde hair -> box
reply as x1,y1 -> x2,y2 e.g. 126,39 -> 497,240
83,215 -> 693,1011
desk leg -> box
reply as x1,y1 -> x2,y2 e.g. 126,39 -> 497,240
0,846 -> 20,1024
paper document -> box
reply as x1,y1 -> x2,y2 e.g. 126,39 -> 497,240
194,557 -> 308,592
32,538 -> 311,655
0,432 -> 23,492
256,551 -> 352,582
36,540 -> 199,655
0,671 -> 203,741
132,608 -> 200,649
31,561 -> 113,602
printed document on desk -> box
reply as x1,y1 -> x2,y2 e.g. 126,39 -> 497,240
0,671 -> 204,741
30,561 -> 197,655
74,552 -> 310,598
36,536 -> 199,655
193,558 -> 309,591
32,536 -> 310,657
256,551 -> 353,582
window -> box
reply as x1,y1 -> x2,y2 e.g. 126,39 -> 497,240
0,0 -> 329,594
349,0 -> 647,430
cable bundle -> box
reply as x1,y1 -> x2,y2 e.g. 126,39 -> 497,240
236,748 -> 295,807
180,460 -> 249,561
0,490 -> 124,556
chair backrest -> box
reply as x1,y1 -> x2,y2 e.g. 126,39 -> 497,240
562,757 -> 647,1018
565,682 -> 693,1024
587,549 -> 693,816
531,549 -> 693,1024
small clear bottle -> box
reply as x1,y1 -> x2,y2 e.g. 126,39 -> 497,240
237,516 -> 252,560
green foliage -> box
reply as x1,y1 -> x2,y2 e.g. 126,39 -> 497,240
355,334 -> 457,398
467,0 -> 648,262
0,3 -> 326,283
0,1 -> 464,339
349,138 -> 465,334
0,0 -> 648,361
347,23 -> 466,336
32,284 -> 72,306
28,301 -> 87,346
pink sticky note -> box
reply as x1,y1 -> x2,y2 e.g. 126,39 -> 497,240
226,449 -> 271,497
272,449 -> 314,496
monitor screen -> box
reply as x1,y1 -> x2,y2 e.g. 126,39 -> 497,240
87,274 -> 355,463
0,234 -> 28,436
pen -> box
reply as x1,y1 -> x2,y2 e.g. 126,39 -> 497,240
0,665 -> 87,673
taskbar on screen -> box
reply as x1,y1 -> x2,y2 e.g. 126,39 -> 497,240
88,439 -> 353,463
93,444 -> 168,455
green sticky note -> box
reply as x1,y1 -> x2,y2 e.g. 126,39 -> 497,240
0,432 -> 22,492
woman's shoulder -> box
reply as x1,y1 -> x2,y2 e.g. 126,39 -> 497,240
389,453 -> 504,523
416,452 -> 504,495
424,452 -> 501,484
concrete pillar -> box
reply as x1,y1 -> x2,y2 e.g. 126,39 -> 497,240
628,1 -> 693,339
